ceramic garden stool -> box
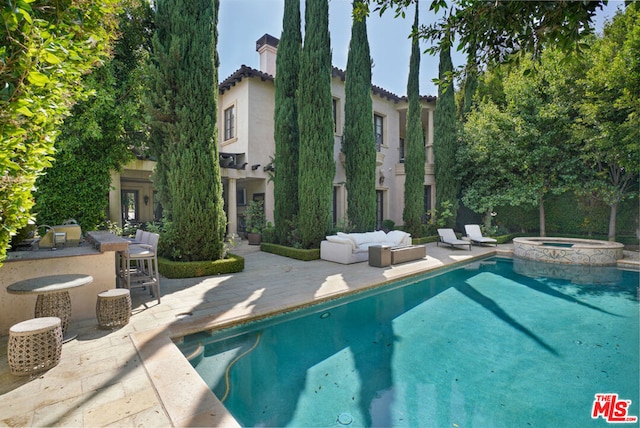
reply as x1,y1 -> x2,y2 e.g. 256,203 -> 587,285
8,317 -> 63,376
96,289 -> 131,329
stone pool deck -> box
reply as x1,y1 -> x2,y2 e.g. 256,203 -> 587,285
0,242 -> 637,427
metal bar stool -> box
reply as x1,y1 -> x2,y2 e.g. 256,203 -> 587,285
118,232 -> 161,304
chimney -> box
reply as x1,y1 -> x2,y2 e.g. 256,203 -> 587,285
256,34 -> 279,77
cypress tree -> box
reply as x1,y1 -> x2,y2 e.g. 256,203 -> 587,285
433,36 -> 459,228
297,0 -> 335,248
273,0 -> 301,244
146,0 -> 226,261
343,0 -> 377,232
402,1 -> 426,237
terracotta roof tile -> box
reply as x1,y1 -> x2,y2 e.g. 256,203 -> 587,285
219,64 -> 436,102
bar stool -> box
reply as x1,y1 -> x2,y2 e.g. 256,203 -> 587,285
118,232 -> 161,304
8,317 -> 63,376
96,289 -> 132,329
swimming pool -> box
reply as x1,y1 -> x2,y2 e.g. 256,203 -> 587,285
181,257 -> 639,427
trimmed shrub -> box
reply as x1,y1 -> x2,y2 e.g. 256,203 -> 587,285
158,254 -> 244,278
260,243 -> 320,261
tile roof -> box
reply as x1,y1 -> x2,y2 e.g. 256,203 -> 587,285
219,64 -> 436,102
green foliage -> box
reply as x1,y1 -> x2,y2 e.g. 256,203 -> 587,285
459,49 -> 585,235
244,200 -> 266,234
273,0 -> 301,244
423,0 -> 604,64
458,61 -> 478,119
402,2 -> 426,237
356,0 -> 605,64
432,37 -> 458,228
343,0 -> 377,232
34,0 -> 153,233
491,190 -> 640,237
381,219 -> 395,231
428,200 -> 454,228
0,0 -> 120,263
33,149 -> 115,232
261,222 -> 276,244
297,0 -> 335,248
146,0 -> 226,261
158,254 -> 244,279
97,220 -> 123,236
260,242 -> 320,261
573,5 -> 640,240
411,235 -> 439,245
328,218 -> 355,235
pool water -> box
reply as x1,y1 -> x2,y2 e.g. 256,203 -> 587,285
541,242 -> 574,248
184,257 -> 639,427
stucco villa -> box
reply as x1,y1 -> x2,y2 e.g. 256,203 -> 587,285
107,33 -> 438,235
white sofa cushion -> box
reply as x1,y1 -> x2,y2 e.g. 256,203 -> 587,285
385,230 -> 409,245
368,230 -> 388,243
337,232 -> 356,246
326,235 -> 355,250
348,232 -> 371,246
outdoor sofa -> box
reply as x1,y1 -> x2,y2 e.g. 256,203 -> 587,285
320,230 -> 412,264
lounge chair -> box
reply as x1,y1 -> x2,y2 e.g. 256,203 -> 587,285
437,228 -> 471,250
465,224 -> 497,247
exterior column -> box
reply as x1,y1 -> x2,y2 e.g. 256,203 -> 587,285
426,109 -> 435,164
108,170 -> 122,227
227,178 -> 237,238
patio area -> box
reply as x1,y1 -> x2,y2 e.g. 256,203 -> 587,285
0,241 -> 637,427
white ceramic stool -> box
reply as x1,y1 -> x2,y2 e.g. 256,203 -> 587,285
8,317 -> 63,376
96,289 -> 131,329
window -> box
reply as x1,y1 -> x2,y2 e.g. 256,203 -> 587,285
332,98 -> 339,133
376,190 -> 384,230
424,185 -> 432,223
153,191 -> 163,221
237,188 -> 246,206
224,106 -> 235,141
374,114 -> 384,152
399,138 -> 405,163
333,186 -> 338,226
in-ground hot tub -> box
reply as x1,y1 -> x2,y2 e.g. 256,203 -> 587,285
513,237 -> 624,266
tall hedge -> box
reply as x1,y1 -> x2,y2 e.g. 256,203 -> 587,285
34,0 -> 153,232
297,0 -> 335,248
273,0 -> 302,244
146,0 -> 226,261
343,0 -> 376,232
433,37 -> 459,228
402,2 -> 426,237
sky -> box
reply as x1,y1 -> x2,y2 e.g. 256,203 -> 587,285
218,0 -> 626,97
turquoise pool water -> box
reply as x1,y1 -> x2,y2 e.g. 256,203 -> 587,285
183,257 -> 639,427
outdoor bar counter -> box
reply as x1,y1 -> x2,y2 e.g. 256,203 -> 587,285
0,232 -> 128,336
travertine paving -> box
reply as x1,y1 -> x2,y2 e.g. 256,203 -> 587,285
0,242 -> 636,427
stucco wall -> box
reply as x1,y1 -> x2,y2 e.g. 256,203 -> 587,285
0,249 -> 117,336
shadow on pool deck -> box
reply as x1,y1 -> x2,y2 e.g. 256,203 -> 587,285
0,241 -> 636,426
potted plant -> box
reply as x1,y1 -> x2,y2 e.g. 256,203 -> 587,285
244,200 -> 265,245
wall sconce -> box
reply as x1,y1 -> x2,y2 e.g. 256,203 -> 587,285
144,195 -> 149,205
251,164 -> 260,170
379,174 -> 385,185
